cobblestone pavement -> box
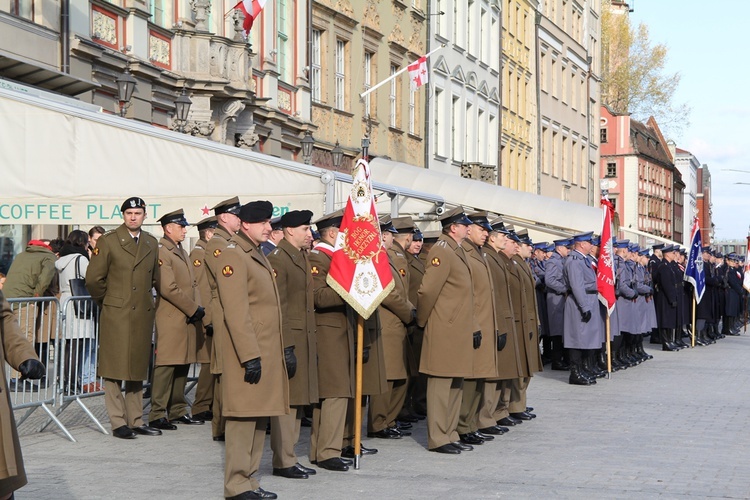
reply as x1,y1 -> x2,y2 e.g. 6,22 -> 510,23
13,334 -> 750,499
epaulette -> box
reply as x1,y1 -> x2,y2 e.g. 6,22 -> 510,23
194,243 -> 204,250
272,248 -> 280,255
227,243 -> 236,249
436,240 -> 448,248
158,243 -> 163,248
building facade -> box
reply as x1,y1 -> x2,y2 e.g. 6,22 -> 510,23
670,146 -> 699,244
600,105 -> 676,241
536,0 -> 601,205
697,163 -> 714,244
425,0 -> 501,182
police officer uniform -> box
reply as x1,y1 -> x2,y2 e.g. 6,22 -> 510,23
545,239 -> 570,370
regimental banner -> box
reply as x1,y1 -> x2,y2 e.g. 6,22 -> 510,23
597,200 -> 616,315
684,217 -> 705,303
327,159 -> 394,319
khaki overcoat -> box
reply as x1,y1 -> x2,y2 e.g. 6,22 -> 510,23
215,233 -> 289,417
416,235 -> 476,378
268,238 -> 319,406
379,247 -> 415,380
360,311 -> 389,395
514,256 -> 544,374
189,239 -> 212,364
461,240 -> 499,379
205,226 -> 234,374
310,244 -> 355,399
85,224 -> 159,381
0,294 -> 38,497
154,237 -> 200,366
484,247 -> 523,380
499,252 -> 531,378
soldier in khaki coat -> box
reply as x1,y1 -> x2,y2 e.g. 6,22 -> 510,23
267,210 -> 318,480
85,197 -> 162,439
0,293 -> 45,498
189,216 -> 218,422
205,197 -> 242,441
367,217 -> 415,439
215,200 -> 289,500
457,212 -> 498,445
148,209 -> 205,430
481,219 -> 523,433
417,207 -> 476,454
405,228 -> 427,417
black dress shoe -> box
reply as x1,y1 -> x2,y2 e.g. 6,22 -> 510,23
396,421 -> 413,430
149,418 -> 177,430
227,487 -> 278,499
497,417 -> 520,426
368,428 -> 402,439
525,411 -> 537,419
317,457 -> 350,471
496,425 -> 510,433
295,463 -> 316,475
478,425 -> 505,435
510,412 -> 533,421
398,414 -> 419,423
213,434 -> 225,442
459,433 -> 484,445
430,443 -> 461,454
450,441 -> 473,451
474,431 -> 494,441
272,466 -> 308,479
192,410 -> 213,421
173,414 -> 205,425
341,445 -> 378,458
300,416 -> 312,427
526,406 -> 534,412
113,425 -> 137,439
131,425 -> 162,436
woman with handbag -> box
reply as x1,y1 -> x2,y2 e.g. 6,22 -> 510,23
55,230 -> 100,393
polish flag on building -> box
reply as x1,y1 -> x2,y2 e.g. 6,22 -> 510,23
597,200 -> 616,315
408,56 -> 429,91
327,159 -> 394,319
233,0 -> 267,38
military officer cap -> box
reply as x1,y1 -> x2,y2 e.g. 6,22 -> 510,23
311,229 -> 321,240
468,211 -> 493,232
516,229 -> 532,245
505,224 -> 522,243
545,243 -> 556,252
714,251 -> 723,258
314,208 -> 345,230
196,216 -> 218,232
413,228 -> 424,241
652,243 -> 665,250
280,210 -> 313,228
628,243 -> 640,253
379,215 -> 398,234
121,196 -> 146,212
553,237 -> 571,247
727,253 -> 740,262
613,239 -> 629,248
533,242 -> 548,251
662,245 -> 675,253
489,217 -> 510,234
438,206 -> 473,227
701,246 -> 712,253
638,248 -> 650,256
270,216 -> 283,231
573,231 -> 594,243
239,200 -> 273,223
158,208 -> 189,227
212,196 -> 242,216
392,216 -> 417,233
591,236 -> 601,247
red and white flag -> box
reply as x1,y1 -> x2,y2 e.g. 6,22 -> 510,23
327,159 -> 394,319
233,0 -> 267,38
408,56 -> 428,91
597,200 -> 616,315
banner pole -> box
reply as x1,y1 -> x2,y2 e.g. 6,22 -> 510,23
691,295 -> 696,347
605,317 -> 611,378
354,314 -> 364,470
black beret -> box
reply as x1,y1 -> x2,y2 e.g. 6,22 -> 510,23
121,196 -> 146,212
158,208 -> 189,227
239,200 -> 273,223
280,210 -> 313,228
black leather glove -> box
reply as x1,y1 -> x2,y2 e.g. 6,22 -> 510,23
19,359 -> 45,380
529,331 -> 533,340
497,333 -> 507,352
362,346 -> 370,364
581,310 -> 592,323
204,324 -> 214,337
473,331 -> 482,349
243,357 -> 262,384
284,346 -> 297,379
187,306 -> 206,324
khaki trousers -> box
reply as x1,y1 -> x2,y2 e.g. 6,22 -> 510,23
509,377 -> 529,413
494,379 -> 513,421
192,363 -> 214,415
457,378 -> 483,434
426,376 -> 463,449
224,417 -> 268,497
368,379 -> 407,433
148,364 -> 189,422
104,378 -> 144,429
309,397 -> 347,462
477,380 -> 501,429
270,406 -> 302,469
211,374 -> 226,438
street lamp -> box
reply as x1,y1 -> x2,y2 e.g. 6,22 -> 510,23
301,130 -> 315,165
115,68 -> 137,117
361,136 -> 370,160
174,88 -> 193,133
331,140 -> 344,170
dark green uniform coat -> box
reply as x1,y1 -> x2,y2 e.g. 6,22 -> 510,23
205,226 -> 234,375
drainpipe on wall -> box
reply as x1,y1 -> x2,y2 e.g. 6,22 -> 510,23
423,0 -> 432,170
61,0 -> 70,73
534,9 -> 542,195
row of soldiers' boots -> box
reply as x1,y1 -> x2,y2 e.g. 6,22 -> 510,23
608,333 -> 652,371
660,328 -> 689,351
569,349 -> 603,385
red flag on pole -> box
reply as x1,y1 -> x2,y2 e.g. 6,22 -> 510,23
327,159 -> 394,318
408,56 -> 429,91
232,0 -> 267,38
597,200 -> 616,315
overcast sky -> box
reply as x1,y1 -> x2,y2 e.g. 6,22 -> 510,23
631,2 -> 749,241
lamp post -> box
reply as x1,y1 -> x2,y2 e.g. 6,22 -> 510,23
301,130 -> 314,165
361,136 -> 370,161
115,68 -> 137,117
331,140 -> 343,171
174,88 -> 193,133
